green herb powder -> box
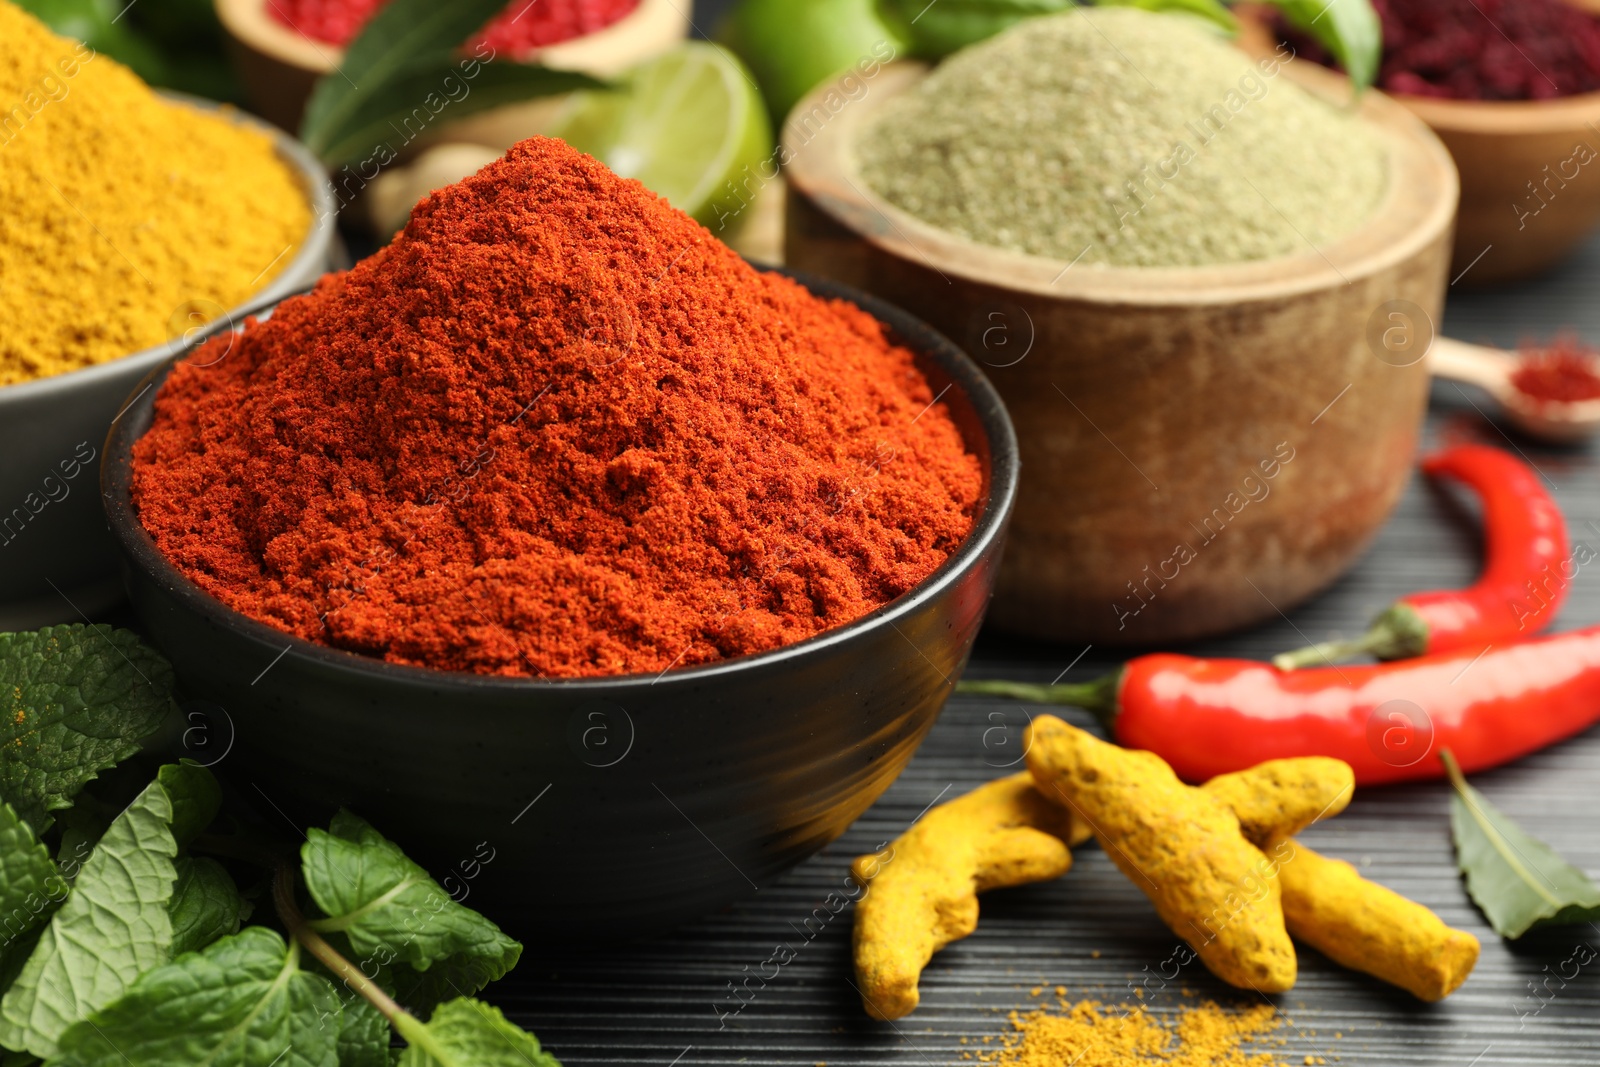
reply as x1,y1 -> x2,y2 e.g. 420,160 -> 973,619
857,8 -> 1388,268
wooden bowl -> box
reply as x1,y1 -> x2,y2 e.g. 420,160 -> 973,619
215,0 -> 690,132
784,60 -> 1457,647
1237,9 -> 1600,286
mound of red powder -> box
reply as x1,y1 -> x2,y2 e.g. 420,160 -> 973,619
131,137 -> 981,678
268,0 -> 639,54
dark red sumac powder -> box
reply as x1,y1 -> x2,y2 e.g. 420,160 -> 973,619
1280,0 -> 1600,100
131,138 -> 980,679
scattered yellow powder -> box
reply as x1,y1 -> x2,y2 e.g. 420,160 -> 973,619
0,1 -> 309,386
982,999 -> 1289,1067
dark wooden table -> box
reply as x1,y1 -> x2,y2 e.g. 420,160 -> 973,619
486,228 -> 1600,1064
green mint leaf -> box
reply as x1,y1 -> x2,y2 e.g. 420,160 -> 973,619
1258,0 -> 1380,92
0,802 -> 64,976
312,62 -> 604,168
51,927 -> 342,1067
300,0 -> 509,158
0,625 -> 176,833
167,857 -> 243,958
394,999 -> 559,1067
301,813 -> 520,995
0,776 -> 178,1059
1444,751 -> 1600,938
335,991 -> 394,1067
156,762 -> 221,848
875,0 -> 1073,58
1090,0 -> 1237,34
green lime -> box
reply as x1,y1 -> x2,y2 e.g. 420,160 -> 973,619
718,0 -> 909,126
551,43 -> 773,232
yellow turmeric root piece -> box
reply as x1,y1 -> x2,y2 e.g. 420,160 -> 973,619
849,772 -> 1089,1020
1274,840 -> 1480,1001
1024,715 -> 1297,994
1198,762 -> 1479,1000
1200,758 -> 1355,844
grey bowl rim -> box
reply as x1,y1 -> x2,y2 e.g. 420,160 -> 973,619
0,91 -> 334,409
102,264 -> 1020,695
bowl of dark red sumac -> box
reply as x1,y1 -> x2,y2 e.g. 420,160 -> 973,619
1245,0 -> 1600,284
101,139 -> 1018,939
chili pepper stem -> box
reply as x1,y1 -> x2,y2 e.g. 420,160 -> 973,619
1271,604 -> 1430,670
956,672 -> 1122,725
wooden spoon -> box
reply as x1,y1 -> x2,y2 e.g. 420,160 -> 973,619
1429,336 -> 1600,444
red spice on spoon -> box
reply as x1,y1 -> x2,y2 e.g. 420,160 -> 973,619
1510,335 -> 1600,405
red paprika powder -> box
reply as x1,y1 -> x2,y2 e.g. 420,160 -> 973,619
1511,336 -> 1600,404
131,137 -> 981,679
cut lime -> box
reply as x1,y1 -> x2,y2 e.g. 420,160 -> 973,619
551,42 -> 774,231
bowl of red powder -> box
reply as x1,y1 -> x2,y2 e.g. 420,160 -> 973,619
217,0 -> 690,130
103,137 -> 1016,938
1242,0 -> 1600,285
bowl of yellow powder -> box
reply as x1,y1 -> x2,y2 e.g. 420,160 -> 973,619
784,7 -> 1459,649
0,1 -> 334,628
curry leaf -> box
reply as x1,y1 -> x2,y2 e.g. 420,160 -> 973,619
0,777 -> 178,1059
0,802 -> 63,973
394,998 -> 560,1067
50,927 -> 342,1067
1257,0 -> 1380,93
167,857 -> 243,958
1444,750 -> 1600,938
0,626 -> 176,833
301,813 -> 520,996
311,61 -> 604,168
875,0 -> 1074,57
1092,0 -> 1237,33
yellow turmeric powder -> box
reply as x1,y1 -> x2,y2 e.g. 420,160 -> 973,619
850,773 -> 1090,1020
979,997 -> 1290,1067
1025,716 -> 1298,994
1275,840 -> 1480,1002
0,1 -> 309,387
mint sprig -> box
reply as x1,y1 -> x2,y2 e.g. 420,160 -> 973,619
0,626 -> 176,833
0,776 -> 181,1059
52,928 -> 342,1067
302,812 -> 521,996
0,803 -> 63,973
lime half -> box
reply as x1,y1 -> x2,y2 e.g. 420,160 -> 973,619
551,42 -> 774,230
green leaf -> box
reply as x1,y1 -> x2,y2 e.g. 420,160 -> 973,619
0,802 -> 64,975
0,626 -> 176,833
301,813 -> 520,997
299,0 -> 507,157
312,62 -> 604,168
51,927 -> 342,1067
1444,751 -> 1600,939
156,762 -> 221,848
167,857 -> 243,958
875,0 -> 1073,58
0,778 -> 178,1059
1257,0 -> 1380,92
335,991 -> 394,1067
394,999 -> 559,1067
1091,0 -> 1237,34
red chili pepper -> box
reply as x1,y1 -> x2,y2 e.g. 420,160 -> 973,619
960,625 -> 1600,785
1272,444 -> 1569,670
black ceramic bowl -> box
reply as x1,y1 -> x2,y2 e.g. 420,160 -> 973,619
102,267 -> 1018,940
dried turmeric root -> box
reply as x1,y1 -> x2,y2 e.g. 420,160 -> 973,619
1275,841 -> 1480,1001
1024,715 -> 1297,993
1199,762 -> 1479,1000
849,772 -> 1089,1020
1200,758 -> 1354,844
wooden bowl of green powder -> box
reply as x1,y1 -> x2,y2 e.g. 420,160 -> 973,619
784,7 -> 1458,646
